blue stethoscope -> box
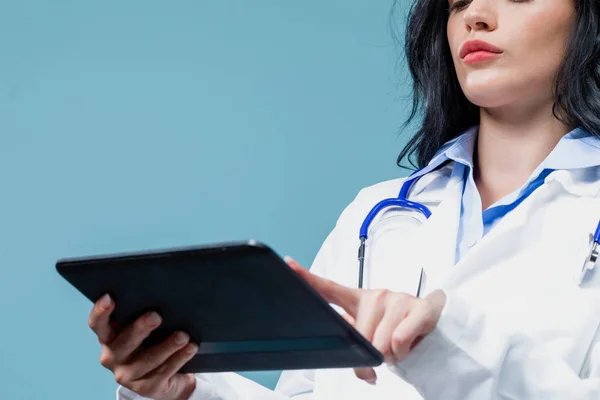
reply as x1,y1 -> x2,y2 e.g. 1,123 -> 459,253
357,171 -> 600,290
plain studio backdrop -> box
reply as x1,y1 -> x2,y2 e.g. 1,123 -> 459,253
0,1 -> 415,398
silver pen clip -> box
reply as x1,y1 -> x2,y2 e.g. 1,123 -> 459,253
579,234 -> 599,286
416,267 -> 425,298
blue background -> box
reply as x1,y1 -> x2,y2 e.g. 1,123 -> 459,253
0,1 -> 413,398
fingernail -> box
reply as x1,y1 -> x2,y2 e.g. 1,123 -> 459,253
283,256 -> 295,264
147,312 -> 162,325
99,294 -> 111,309
174,331 -> 189,345
186,343 -> 198,355
367,379 -> 377,386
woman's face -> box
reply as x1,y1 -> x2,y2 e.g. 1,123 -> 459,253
446,0 -> 576,109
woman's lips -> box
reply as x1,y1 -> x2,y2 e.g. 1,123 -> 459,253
463,50 -> 502,64
460,39 -> 503,64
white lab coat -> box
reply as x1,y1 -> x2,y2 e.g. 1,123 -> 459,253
118,163 -> 600,400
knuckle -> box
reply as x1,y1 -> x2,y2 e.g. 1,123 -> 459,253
390,294 -> 408,308
113,368 -> 131,386
395,292 -> 411,303
390,293 -> 416,313
371,288 -> 390,302
391,330 -> 409,346
88,315 -> 98,331
154,362 -> 170,377
99,347 -> 114,369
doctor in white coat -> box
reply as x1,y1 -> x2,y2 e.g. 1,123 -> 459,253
87,0 -> 600,398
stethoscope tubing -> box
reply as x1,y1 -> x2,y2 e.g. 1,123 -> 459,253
358,169 -> 600,289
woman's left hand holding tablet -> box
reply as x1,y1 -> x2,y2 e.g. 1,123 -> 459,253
284,257 -> 447,386
88,296 -> 198,400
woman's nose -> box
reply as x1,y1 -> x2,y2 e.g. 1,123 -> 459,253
463,0 -> 498,32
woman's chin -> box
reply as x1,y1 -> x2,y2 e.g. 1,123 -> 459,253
459,71 -> 527,108
463,89 -> 519,109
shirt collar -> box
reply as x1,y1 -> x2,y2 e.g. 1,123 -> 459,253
407,125 -> 478,182
408,125 -> 600,182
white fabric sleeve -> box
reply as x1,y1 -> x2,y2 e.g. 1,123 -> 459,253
388,292 -> 600,400
117,370 -> 314,400
116,227 -> 337,400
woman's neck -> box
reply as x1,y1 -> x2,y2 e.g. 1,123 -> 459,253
474,101 -> 572,210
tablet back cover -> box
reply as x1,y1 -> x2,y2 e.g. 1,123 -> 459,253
56,241 -> 383,372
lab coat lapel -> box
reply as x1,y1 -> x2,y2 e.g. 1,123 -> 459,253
438,169 -> 600,291
437,191 -> 541,291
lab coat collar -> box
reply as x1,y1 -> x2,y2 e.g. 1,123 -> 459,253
545,167 -> 600,198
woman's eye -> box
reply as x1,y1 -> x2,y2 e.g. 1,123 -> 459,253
448,0 -> 471,13
448,0 -> 529,13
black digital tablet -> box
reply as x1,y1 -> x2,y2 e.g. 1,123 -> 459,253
56,240 -> 384,373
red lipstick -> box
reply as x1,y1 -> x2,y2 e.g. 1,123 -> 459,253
459,39 -> 503,64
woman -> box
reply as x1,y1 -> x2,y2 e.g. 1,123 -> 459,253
87,0 -> 600,398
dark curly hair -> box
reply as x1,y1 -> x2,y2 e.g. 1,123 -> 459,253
395,0 -> 600,168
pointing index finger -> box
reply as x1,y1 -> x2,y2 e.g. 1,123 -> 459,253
285,256 -> 361,318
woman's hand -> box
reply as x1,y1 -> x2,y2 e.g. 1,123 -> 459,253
285,257 -> 447,385
88,294 -> 198,400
